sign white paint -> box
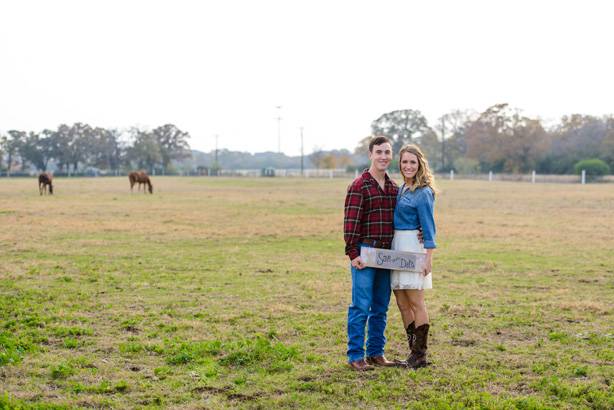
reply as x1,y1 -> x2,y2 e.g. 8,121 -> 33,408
360,247 -> 426,272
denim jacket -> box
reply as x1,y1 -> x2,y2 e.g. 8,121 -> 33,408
393,184 -> 437,249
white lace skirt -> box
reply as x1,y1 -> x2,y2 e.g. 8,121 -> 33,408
390,230 -> 432,290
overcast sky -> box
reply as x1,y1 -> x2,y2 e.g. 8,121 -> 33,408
1,0 -> 613,155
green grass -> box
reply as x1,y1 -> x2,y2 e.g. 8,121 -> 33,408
0,176 -> 612,409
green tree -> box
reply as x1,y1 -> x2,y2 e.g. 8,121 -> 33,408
0,134 -> 6,172
127,128 -> 162,172
6,130 -> 26,175
371,109 -> 434,153
151,124 -> 191,172
64,122 -> 94,173
19,131 -> 54,171
90,127 -> 123,171
48,124 -> 72,173
452,157 -> 480,174
574,159 -> 610,179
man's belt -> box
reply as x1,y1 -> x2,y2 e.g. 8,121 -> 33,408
361,239 -> 391,249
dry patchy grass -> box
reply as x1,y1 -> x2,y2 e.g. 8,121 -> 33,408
0,176 -> 613,409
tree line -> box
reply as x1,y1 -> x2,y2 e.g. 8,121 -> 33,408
190,148 -> 357,170
3,104 -> 613,176
0,123 -> 191,175
360,103 -> 614,175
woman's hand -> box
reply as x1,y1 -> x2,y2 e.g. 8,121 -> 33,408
422,250 -> 433,276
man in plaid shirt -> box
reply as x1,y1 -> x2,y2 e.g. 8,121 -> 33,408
344,136 -> 400,371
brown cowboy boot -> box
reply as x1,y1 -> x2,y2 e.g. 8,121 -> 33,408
406,321 -> 416,351
348,359 -> 375,371
407,323 -> 429,369
366,355 -> 404,367
366,322 -> 418,368
392,321 -> 415,367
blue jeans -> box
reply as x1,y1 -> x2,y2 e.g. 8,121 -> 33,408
347,259 -> 391,363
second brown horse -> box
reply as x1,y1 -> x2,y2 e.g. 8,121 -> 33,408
128,171 -> 153,194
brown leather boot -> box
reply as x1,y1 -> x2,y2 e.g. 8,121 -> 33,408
366,355 -> 402,367
407,323 -> 429,369
348,359 -> 375,371
406,321 -> 416,351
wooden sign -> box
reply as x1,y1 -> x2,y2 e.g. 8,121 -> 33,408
360,247 -> 426,272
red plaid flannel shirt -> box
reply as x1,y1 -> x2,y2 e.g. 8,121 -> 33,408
344,170 -> 398,260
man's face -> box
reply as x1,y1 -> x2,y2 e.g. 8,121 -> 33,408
368,142 -> 393,172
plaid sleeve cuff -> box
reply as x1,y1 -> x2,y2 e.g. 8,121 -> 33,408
347,247 -> 360,260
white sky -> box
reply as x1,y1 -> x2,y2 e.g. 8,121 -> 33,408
1,0 -> 613,155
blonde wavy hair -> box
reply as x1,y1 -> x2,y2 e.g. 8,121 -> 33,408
398,144 -> 438,195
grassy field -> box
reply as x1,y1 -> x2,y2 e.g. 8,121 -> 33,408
0,176 -> 612,409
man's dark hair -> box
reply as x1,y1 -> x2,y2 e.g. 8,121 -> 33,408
368,136 -> 391,152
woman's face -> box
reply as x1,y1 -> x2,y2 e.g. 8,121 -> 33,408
400,152 -> 419,180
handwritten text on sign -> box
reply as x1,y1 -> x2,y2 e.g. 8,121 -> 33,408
360,247 -> 426,272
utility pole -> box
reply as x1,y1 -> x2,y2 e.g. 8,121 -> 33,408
300,127 -> 304,177
276,105 -> 282,153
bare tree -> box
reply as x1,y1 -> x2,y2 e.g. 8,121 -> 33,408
437,109 -> 477,171
465,103 -> 549,172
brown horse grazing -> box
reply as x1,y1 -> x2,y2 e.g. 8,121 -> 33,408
38,172 -> 53,195
128,171 -> 153,194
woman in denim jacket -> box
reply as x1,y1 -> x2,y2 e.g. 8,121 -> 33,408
391,144 -> 437,369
